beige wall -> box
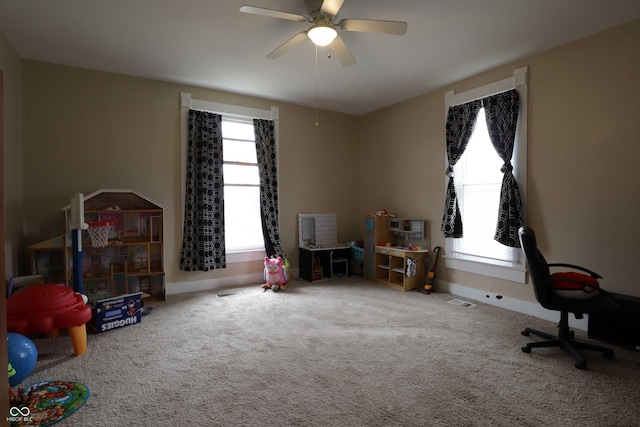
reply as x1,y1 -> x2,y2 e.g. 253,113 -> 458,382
21,61 -> 360,291
9,18 -> 640,301
360,19 -> 640,301
0,29 -> 22,280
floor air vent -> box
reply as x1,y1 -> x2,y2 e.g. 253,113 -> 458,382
217,290 -> 245,298
447,298 -> 476,308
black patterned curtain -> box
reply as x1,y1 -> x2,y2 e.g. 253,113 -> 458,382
254,119 -> 287,260
441,100 -> 482,238
180,110 -> 226,271
483,89 -> 523,247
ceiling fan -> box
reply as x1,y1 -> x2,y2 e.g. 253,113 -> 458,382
239,0 -> 408,67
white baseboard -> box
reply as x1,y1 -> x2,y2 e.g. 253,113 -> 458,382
166,272 -> 264,296
439,280 -> 589,331
166,268 -> 301,296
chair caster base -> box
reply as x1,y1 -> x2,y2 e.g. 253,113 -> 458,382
575,360 -> 587,370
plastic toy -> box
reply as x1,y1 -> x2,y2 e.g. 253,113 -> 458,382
7,284 -> 92,356
7,333 -> 38,387
262,257 -> 289,292
419,246 -> 441,295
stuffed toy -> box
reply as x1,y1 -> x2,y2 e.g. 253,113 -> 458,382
262,256 -> 289,292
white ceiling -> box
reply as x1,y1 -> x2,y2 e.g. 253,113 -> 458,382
1,0 -> 639,116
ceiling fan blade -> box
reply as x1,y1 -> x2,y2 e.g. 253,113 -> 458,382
330,35 -> 355,67
239,5 -> 307,22
320,0 -> 347,17
266,31 -> 309,59
339,19 -> 408,35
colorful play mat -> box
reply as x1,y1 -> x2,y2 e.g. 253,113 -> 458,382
10,381 -> 89,427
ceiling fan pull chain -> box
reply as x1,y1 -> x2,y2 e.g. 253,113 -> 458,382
315,44 -> 320,126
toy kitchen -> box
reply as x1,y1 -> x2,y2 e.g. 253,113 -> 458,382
298,213 -> 351,282
364,214 -> 429,292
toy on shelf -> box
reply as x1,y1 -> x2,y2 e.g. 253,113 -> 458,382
261,257 -> 289,292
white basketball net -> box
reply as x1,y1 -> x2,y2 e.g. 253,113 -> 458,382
87,223 -> 113,248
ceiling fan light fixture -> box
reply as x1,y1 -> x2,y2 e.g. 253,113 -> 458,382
308,25 -> 337,46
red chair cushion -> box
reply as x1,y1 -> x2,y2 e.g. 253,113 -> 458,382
550,272 -> 600,299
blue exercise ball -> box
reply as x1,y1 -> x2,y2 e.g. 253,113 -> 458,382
7,333 -> 38,387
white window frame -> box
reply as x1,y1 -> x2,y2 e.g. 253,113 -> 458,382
180,92 -> 279,263
443,67 -> 528,283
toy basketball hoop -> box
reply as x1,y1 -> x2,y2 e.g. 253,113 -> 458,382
86,221 -> 114,248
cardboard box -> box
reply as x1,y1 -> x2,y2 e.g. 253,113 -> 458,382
90,292 -> 142,334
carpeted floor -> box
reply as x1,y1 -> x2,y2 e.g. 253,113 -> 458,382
22,277 -> 640,426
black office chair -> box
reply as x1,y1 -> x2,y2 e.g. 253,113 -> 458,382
518,226 -> 615,369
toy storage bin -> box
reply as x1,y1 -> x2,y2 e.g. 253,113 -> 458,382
348,241 -> 365,276
353,247 -> 364,262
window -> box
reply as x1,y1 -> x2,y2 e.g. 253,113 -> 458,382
180,93 -> 279,262
451,107 -> 519,263
221,118 -> 264,252
444,67 -> 527,283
